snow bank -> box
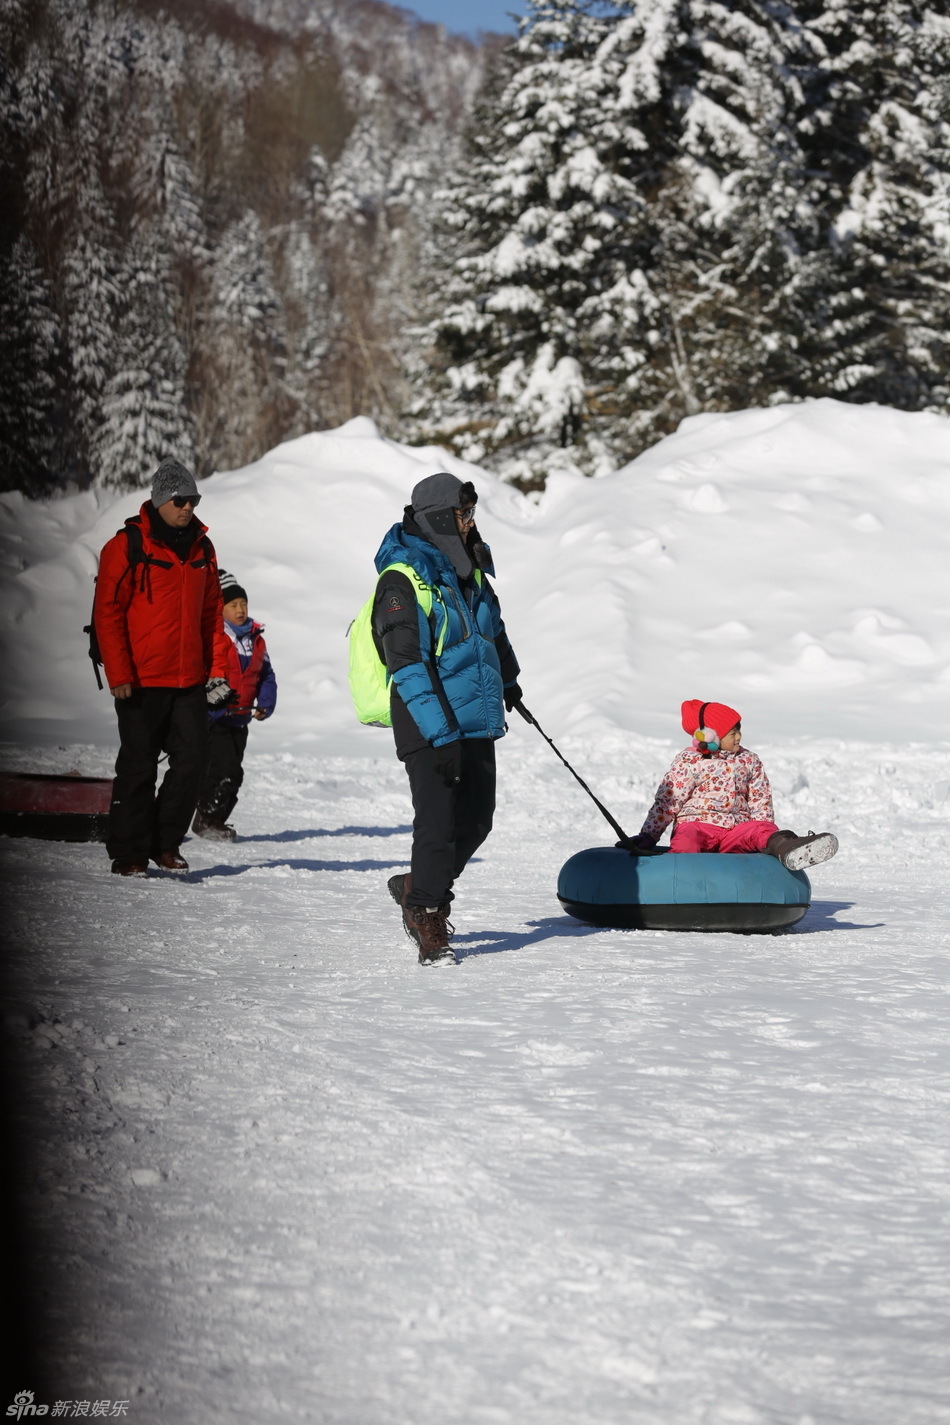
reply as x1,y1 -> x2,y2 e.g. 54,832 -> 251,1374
2,398 -> 949,751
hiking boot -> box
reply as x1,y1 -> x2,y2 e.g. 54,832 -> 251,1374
111,858 -> 148,877
192,810 -> 236,841
765,829 -> 838,871
387,872 -> 410,907
403,904 -> 457,965
153,848 -> 189,872
388,872 -> 450,915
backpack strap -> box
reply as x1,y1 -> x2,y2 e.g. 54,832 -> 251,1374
112,518 -> 173,600
190,534 -> 215,569
377,561 -> 459,735
379,561 -> 447,656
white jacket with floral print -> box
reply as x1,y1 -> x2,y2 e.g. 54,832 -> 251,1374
641,746 -> 775,841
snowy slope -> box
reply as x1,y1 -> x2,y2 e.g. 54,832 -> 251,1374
2,398 -> 950,750
3,400 -> 950,1424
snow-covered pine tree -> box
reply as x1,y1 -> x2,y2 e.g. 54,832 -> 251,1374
207,209 -> 288,469
131,122 -> 207,261
421,0 -> 669,481
92,235 -> 195,491
646,0 -> 829,414
278,149 -> 332,434
60,223 -> 121,486
795,0 -> 950,409
420,0 -> 817,478
419,0 -> 950,481
0,236 -> 60,494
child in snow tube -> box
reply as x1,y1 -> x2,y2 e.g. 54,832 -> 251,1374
626,700 -> 838,872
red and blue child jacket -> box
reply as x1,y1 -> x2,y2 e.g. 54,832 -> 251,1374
213,618 -> 277,727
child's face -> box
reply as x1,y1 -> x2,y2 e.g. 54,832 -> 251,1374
720,724 -> 742,753
223,598 -> 248,624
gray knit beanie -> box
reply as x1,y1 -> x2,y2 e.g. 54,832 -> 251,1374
151,459 -> 199,508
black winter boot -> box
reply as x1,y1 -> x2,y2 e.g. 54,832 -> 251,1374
192,809 -> 236,841
765,829 -> 838,871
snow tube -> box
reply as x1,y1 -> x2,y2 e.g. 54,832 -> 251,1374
0,772 -> 112,842
557,846 -> 810,933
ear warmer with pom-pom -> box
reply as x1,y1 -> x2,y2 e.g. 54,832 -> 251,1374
680,699 -> 740,753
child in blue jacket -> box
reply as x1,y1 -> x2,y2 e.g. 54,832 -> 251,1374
192,571 -> 277,841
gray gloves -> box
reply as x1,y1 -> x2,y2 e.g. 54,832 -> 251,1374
206,677 -> 236,710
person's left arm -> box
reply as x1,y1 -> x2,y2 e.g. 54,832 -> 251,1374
482,577 -> 522,707
254,654 -> 277,719
746,752 -> 775,821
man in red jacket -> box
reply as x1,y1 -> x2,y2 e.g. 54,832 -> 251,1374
93,459 -> 233,876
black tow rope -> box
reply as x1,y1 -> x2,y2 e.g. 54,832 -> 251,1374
512,701 -> 633,846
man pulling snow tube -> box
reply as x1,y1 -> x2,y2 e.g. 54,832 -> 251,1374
557,846 -> 810,933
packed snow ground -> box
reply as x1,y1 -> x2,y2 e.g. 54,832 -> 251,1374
2,400 -> 950,1422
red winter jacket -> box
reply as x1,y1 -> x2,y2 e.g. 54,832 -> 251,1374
93,504 -> 230,690
222,622 -> 270,717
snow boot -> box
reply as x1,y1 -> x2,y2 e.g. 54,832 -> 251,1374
388,872 -> 449,914
111,858 -> 148,877
153,848 -> 189,872
402,904 -> 457,965
765,829 -> 838,871
192,809 -> 236,841
388,872 -> 410,907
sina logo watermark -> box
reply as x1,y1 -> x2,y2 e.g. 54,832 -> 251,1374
6,1393 -> 48,1419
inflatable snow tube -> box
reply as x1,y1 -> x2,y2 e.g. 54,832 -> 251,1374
557,846 -> 810,933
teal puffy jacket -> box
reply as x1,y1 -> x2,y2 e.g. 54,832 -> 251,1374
372,522 -> 520,750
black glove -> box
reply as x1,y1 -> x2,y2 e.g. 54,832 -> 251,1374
622,832 -> 658,854
433,740 -> 462,786
503,682 -> 523,712
206,677 -> 237,710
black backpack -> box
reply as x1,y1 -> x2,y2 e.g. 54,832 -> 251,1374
84,520 -> 214,689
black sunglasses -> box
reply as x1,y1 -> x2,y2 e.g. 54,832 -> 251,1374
171,494 -> 200,508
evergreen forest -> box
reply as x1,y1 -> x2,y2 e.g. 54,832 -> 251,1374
3,0 -> 950,496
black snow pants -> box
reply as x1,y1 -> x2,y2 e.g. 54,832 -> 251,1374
107,685 -> 209,861
196,723 -> 249,823
403,738 -> 496,908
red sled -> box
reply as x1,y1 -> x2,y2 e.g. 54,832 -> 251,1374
0,772 -> 112,842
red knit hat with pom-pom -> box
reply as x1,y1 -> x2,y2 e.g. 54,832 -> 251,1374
681,699 -> 741,750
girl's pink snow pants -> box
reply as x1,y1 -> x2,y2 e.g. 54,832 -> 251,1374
669,819 -> 779,854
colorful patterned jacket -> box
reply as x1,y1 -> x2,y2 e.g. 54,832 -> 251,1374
641,746 -> 774,841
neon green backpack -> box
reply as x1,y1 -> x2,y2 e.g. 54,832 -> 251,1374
347,562 -> 445,726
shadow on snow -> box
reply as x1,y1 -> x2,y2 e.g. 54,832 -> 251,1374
452,902 -> 886,958
234,824 -> 412,844
454,915 -> 602,959
186,857 -> 406,880
796,900 -> 885,932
